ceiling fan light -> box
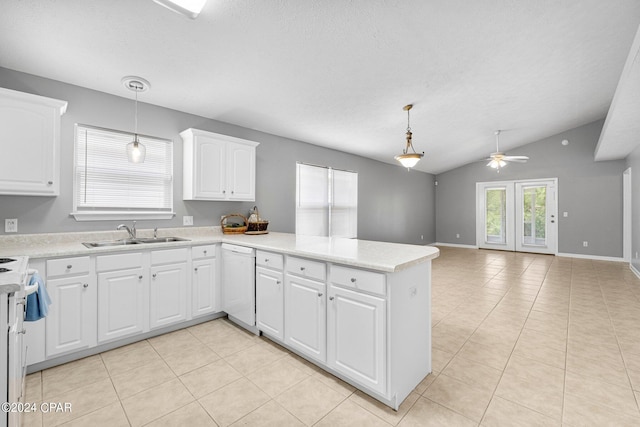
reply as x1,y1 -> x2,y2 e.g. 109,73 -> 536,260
153,0 -> 207,19
127,137 -> 146,163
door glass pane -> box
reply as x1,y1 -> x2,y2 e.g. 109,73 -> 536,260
485,188 -> 506,244
522,186 -> 546,246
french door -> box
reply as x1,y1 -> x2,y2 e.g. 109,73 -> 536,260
476,179 -> 557,254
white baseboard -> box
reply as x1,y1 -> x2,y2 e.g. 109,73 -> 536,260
432,242 -> 479,249
556,252 -> 625,263
630,263 -> 640,280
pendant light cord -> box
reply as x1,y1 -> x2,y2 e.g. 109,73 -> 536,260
134,85 -> 139,137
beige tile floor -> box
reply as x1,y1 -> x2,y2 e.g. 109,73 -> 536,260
21,247 -> 640,426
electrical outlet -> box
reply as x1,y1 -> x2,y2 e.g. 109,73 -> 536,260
456,233 -> 460,239
5,218 -> 17,233
183,216 -> 194,226
563,212 -> 568,217
583,241 -> 588,247
420,235 -> 424,240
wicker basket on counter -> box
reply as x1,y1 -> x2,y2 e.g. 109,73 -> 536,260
246,206 -> 269,234
220,213 -> 248,234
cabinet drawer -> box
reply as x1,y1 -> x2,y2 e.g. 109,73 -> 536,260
96,252 -> 143,272
192,244 -> 216,259
330,265 -> 386,296
286,256 -> 326,281
257,250 -> 283,270
151,248 -> 188,265
47,256 -> 91,278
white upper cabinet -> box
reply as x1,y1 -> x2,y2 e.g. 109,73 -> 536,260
181,128 -> 259,201
0,88 -> 67,196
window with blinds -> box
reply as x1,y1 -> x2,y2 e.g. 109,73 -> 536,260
295,163 -> 358,238
72,124 -> 174,220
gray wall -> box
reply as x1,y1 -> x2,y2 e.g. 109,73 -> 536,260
0,67 -> 435,245
435,120 -> 627,257
627,146 -> 640,271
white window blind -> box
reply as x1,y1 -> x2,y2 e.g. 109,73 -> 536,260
72,124 -> 174,221
296,163 -> 357,238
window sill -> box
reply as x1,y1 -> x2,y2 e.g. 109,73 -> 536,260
71,211 -> 176,221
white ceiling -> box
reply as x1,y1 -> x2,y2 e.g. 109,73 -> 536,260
1,0 -> 639,174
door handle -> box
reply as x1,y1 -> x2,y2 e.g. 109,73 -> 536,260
83,283 -> 88,288
329,296 -> 334,301
152,273 -> 157,279
317,292 -> 323,297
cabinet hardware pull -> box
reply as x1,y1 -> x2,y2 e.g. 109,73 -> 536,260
223,190 -> 226,194
318,292 -> 323,297
231,190 -> 234,194
139,275 -> 143,279
48,181 -> 53,185
203,250 -> 207,255
83,283 -> 88,288
265,258 -> 269,262
350,278 -> 356,283
67,265 -> 72,269
194,267 -> 198,272
152,273 -> 157,279
300,267 -> 306,271
19,329 -> 26,335
277,280 -> 281,284
329,296 -> 334,301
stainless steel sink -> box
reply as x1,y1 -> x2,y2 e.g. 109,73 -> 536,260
82,236 -> 190,248
82,239 -> 143,248
136,237 -> 190,244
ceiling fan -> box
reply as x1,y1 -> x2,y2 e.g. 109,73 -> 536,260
485,130 -> 529,171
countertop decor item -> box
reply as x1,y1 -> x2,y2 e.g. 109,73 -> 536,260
221,213 -> 248,234
394,104 -> 424,169
246,206 -> 269,234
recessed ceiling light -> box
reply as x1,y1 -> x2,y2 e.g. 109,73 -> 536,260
153,0 -> 207,19
561,139 -> 569,146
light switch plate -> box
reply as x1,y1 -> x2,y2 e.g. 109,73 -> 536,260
5,218 -> 17,233
183,216 -> 194,226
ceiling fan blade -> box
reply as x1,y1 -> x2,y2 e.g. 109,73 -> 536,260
505,158 -> 528,163
503,155 -> 529,160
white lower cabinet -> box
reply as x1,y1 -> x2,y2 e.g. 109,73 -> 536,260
97,260 -> 149,343
149,248 -> 188,329
45,256 -> 96,358
192,258 -> 217,317
256,266 -> 284,340
191,245 -> 218,317
284,273 -> 326,363
327,284 -> 386,394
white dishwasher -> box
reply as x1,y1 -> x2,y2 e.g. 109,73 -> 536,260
221,243 -> 257,333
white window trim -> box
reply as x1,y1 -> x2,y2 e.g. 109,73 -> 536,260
71,124 -> 176,221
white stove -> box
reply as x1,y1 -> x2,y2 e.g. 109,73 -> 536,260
0,256 -> 29,289
1,255 -> 29,427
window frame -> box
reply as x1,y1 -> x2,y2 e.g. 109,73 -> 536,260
71,123 -> 176,221
295,162 -> 358,238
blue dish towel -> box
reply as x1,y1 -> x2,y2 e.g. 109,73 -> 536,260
25,273 -> 52,321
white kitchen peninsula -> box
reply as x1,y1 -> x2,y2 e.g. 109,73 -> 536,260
0,228 -> 439,410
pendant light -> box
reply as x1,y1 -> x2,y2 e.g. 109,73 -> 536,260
394,104 -> 424,169
122,76 -> 150,163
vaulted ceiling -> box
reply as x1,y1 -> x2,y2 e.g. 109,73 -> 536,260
2,0 -> 639,174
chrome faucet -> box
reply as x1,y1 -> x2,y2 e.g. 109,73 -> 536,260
117,221 -> 137,239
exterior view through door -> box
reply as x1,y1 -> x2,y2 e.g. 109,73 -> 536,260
476,179 -> 558,255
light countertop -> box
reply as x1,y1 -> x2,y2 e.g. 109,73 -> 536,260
0,227 -> 439,273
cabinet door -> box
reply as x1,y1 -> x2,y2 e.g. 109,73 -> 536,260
0,89 -> 66,196
194,135 -> 227,199
284,274 -> 326,363
150,262 -> 188,329
327,285 -> 386,394
227,142 -> 255,201
46,274 -> 97,357
256,267 -> 284,341
98,268 -> 148,343
192,257 -> 217,317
